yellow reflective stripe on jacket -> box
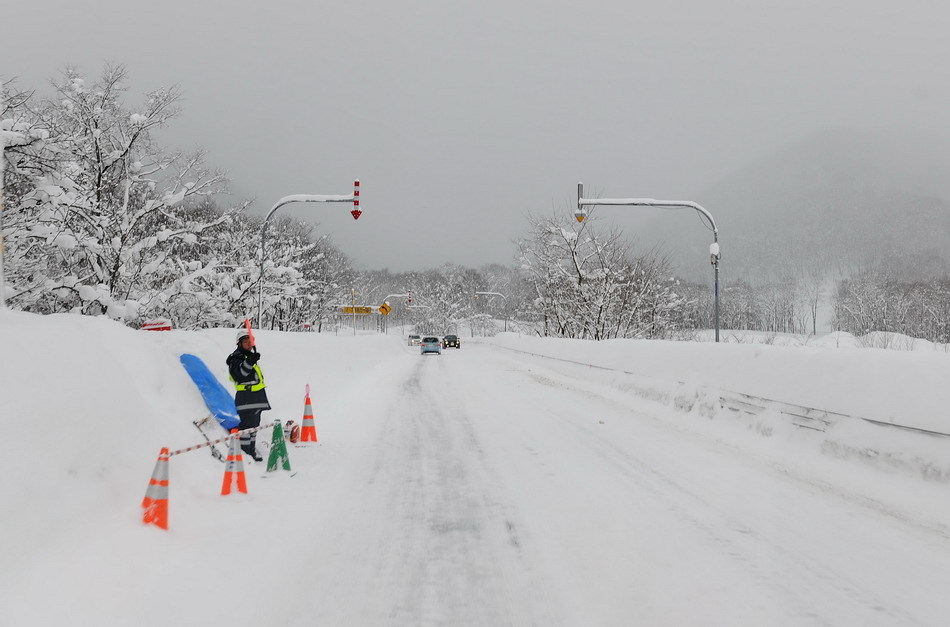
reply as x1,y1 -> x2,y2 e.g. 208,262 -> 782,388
232,363 -> 265,392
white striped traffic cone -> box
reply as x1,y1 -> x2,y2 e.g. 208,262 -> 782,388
300,385 -> 318,443
142,447 -> 170,529
221,429 -> 248,495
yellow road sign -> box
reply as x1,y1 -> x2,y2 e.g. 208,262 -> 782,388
379,302 -> 391,315
341,306 -> 373,314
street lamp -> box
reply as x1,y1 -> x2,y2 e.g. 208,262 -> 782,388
576,182 -> 722,342
382,293 -> 408,307
258,181 -> 361,327
378,294 -> 408,334
474,291 -> 508,332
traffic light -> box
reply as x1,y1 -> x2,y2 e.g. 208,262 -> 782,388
351,180 -> 362,220
407,290 -> 412,305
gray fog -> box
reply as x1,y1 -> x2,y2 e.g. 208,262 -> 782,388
5,0 -> 948,271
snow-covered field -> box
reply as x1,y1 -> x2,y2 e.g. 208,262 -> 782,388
1,310 -> 949,626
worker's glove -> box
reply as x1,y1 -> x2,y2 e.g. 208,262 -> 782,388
246,351 -> 260,365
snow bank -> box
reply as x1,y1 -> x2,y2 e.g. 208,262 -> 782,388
479,332 -> 950,434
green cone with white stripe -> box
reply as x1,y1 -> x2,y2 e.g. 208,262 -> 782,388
267,421 -> 291,472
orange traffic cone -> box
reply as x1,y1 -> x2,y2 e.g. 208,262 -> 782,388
300,385 -> 318,443
142,447 -> 170,530
221,429 -> 248,495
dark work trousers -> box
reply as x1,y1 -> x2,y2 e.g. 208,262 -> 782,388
238,408 -> 263,455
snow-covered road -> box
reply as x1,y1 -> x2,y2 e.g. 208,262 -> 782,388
274,342 -> 950,625
3,315 -> 949,626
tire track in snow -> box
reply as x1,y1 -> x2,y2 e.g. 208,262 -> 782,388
328,352 -> 563,625
499,348 -> 943,626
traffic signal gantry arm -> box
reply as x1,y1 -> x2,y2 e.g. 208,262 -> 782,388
575,181 -> 721,343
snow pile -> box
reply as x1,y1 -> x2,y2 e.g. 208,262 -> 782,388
479,331 -> 950,484
0,310 -> 408,625
2,311 -> 949,625
480,331 -> 950,433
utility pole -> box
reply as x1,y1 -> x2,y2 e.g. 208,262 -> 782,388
474,291 -> 508,332
576,182 -> 721,342
0,81 -> 6,310
258,181 -> 361,327
574,183 -> 719,342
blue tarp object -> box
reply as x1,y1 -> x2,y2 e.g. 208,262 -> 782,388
180,353 -> 240,430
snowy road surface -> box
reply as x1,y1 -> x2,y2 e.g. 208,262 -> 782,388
3,321 -> 949,627
248,341 -> 949,625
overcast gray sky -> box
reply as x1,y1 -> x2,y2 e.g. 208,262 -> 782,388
5,0 -> 949,271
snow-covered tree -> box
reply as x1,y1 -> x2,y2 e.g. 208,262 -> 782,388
3,66 -> 231,320
2,80 -> 64,312
517,210 -> 686,339
833,266 -> 915,339
260,214 -> 356,331
140,198 -> 256,328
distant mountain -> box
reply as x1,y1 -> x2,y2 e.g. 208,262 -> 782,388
640,128 -> 950,283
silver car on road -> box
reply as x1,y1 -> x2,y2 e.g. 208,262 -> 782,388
420,336 -> 442,355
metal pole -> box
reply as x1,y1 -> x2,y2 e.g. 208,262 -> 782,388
258,197 -> 299,328
0,81 -> 6,310
474,291 -> 508,334
257,188 -> 359,327
380,294 -> 407,336
258,220 -> 269,328
577,185 -> 721,342
710,235 -> 720,343
715,254 -> 720,343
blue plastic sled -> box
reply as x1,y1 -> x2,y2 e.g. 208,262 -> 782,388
180,354 -> 240,430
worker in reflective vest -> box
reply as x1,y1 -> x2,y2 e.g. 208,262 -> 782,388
226,330 -> 271,461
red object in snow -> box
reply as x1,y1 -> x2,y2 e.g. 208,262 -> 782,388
351,209 -> 362,220
142,319 -> 172,331
243,318 -> 256,348
285,420 -> 300,443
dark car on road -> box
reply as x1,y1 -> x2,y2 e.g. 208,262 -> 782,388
443,334 -> 461,349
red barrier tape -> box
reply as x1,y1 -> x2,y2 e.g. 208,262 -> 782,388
169,421 -> 278,457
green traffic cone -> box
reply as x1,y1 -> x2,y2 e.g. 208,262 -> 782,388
267,421 -> 292,472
